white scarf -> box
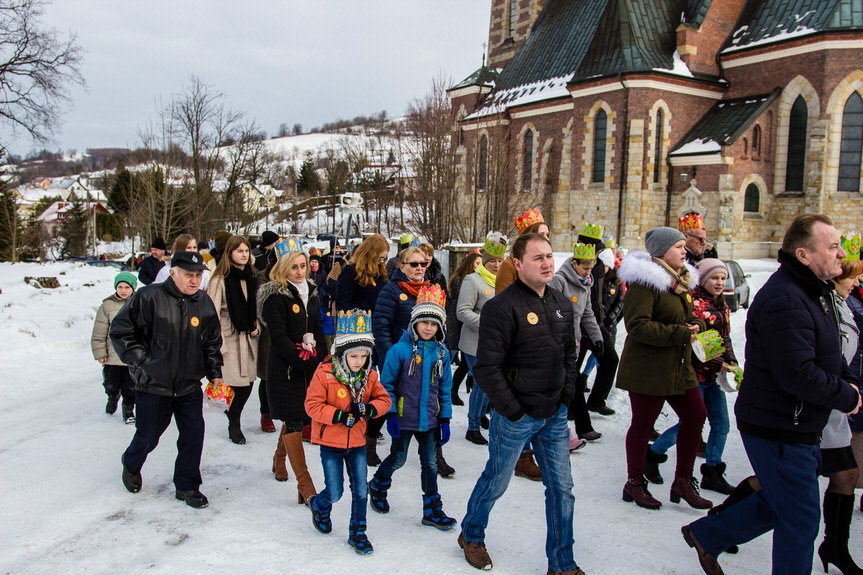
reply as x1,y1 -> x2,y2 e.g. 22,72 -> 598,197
289,279 -> 309,308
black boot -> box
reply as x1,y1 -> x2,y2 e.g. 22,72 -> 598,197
365,436 -> 381,466
368,476 -> 391,514
226,412 -> 246,444
708,476 -> 756,516
106,394 -> 120,415
819,491 -> 863,575
644,445 -> 667,485
347,519 -> 373,554
700,462 -> 733,495
436,444 -> 455,478
121,402 -> 135,425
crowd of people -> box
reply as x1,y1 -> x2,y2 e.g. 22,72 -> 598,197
87,211 -> 863,575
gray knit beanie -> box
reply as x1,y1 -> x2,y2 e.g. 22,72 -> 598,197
645,226 -> 685,258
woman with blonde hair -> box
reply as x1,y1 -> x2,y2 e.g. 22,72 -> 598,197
258,248 -> 327,503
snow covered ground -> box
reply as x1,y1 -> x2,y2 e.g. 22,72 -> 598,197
1,258 -> 860,574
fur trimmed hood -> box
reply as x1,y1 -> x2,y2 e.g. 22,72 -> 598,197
256,279 -> 318,328
618,250 -> 699,292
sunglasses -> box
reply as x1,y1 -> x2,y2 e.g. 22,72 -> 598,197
406,261 -> 429,268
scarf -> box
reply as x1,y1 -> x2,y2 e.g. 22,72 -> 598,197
396,279 -> 429,298
289,279 -> 309,308
331,356 -> 367,402
475,263 -> 496,288
407,338 -> 448,381
224,264 -> 257,333
652,257 -> 692,295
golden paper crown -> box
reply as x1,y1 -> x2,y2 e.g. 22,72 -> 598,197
678,212 -> 704,232
274,237 -> 304,258
580,222 -> 603,240
336,309 -> 373,337
416,284 -> 446,308
842,233 -> 861,261
514,208 -> 544,234
399,233 -> 415,245
484,231 -> 508,258
410,235 -> 432,248
572,243 -> 595,259
603,235 -> 617,250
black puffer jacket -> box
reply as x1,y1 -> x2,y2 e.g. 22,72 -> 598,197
473,278 -> 578,421
109,278 -> 223,397
258,280 -> 327,422
736,250 -> 859,444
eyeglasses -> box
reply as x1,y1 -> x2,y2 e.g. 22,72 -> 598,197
406,261 -> 429,268
685,233 -> 707,245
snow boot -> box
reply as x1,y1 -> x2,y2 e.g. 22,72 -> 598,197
348,519 -> 373,555
682,524 -> 725,575
644,445 -> 667,485
272,423 -> 289,482
308,495 -> 332,534
818,491 -> 863,575
622,477 -> 661,510
700,462 -> 733,495
458,533 -> 492,570
569,428 -> 586,452
480,415 -> 490,430
284,431 -> 316,504
436,444 -> 455,478
514,450 -> 542,481
365,436 -> 381,466
260,413 -> 276,433
421,493 -> 457,530
122,402 -> 135,425
106,394 -> 120,415
226,411 -> 246,445
465,429 -> 488,445
369,476 -> 391,514
670,475 -> 713,509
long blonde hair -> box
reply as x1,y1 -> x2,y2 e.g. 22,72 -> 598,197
351,233 -> 390,286
213,235 -> 256,280
270,251 -> 309,286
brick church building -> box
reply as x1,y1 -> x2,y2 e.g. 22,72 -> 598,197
449,0 -> 863,256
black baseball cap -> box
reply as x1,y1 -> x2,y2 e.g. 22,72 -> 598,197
171,250 -> 208,271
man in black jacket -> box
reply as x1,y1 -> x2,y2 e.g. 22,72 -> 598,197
137,237 -> 167,285
683,214 -> 860,575
458,233 -> 583,574
111,251 -> 223,509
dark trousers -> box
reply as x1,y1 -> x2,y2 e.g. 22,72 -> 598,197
375,429 -> 439,496
258,379 -> 270,415
577,335 -> 619,408
122,387 -> 205,491
226,384 -> 253,421
689,433 -> 821,574
625,387 -> 706,481
103,365 -> 135,405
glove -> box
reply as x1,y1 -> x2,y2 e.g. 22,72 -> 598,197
439,420 -> 450,445
386,416 -> 401,439
351,402 -> 376,419
333,409 -> 356,428
296,343 -> 318,361
592,340 -> 604,358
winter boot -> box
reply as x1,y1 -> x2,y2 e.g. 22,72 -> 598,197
260,413 -> 276,433
458,533 -> 493,570
368,476 -> 391,514
514,450 -> 543,481
272,424 -> 289,482
818,491 -> 863,575
226,412 -> 246,445
437,445 -> 455,478
708,476 -> 757,516
421,493 -> 457,530
465,429 -> 488,445
700,462 -> 733,495
670,475 -> 713,509
622,477 -> 661,510
480,415 -> 490,430
365,436 -> 382,466
121,402 -> 135,425
284,431 -> 316,504
348,519 -> 374,555
301,424 -> 311,443
308,495 -> 332,534
569,428 -> 586,452
644,445 -> 667,485
106,394 -> 120,415
682,525 -> 725,575
121,453 -> 141,493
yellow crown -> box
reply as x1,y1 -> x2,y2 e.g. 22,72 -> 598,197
410,235 -> 432,248
603,236 -> 617,250
678,212 -> 704,232
416,284 -> 446,308
336,309 -> 373,336
484,232 -> 508,258
580,222 -> 603,240
842,233 -> 861,261
573,243 -> 595,259
274,237 -> 304,258
399,233 -> 415,245
514,208 -> 544,234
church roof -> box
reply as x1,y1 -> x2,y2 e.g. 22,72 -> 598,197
670,89 -> 780,156
682,0 -> 714,28
452,66 -> 501,90
724,0 -> 863,53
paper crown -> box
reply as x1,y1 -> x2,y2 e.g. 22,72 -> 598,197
205,380 -> 235,410
692,329 -> 725,362
603,235 -> 617,250
399,233 -> 415,245
572,243 -> 596,259
678,212 -> 705,233
416,284 -> 446,309
274,237 -> 304,258
842,233 -> 861,261
347,241 -> 359,255
515,208 -> 544,234
410,235 -> 432,248
471,248 -> 482,255
309,247 -> 322,257
336,309 -> 373,337
484,232 -> 508,258
580,222 -> 603,240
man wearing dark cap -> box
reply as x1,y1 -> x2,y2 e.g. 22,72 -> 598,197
110,251 -> 224,509
254,230 -> 279,272
138,237 -> 167,285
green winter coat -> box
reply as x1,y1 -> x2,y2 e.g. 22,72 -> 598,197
615,251 -> 705,396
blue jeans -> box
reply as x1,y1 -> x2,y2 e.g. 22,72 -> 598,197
466,355 -> 489,431
581,353 -> 598,377
461,405 -> 578,572
375,429 -> 438,496
689,433 -> 821,574
315,445 -> 368,523
650,382 -> 730,466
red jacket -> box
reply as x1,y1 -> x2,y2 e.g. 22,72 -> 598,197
305,359 -> 391,449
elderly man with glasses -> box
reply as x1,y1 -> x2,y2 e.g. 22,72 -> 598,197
679,213 -> 708,266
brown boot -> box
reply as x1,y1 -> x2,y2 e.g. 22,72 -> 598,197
670,476 -> 713,509
622,477 -> 661,510
514,450 -> 542,481
272,423 -> 289,482
681,525 -> 725,575
284,431 -> 316,504
458,533 -> 492,570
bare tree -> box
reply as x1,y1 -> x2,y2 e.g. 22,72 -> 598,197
0,0 -> 84,152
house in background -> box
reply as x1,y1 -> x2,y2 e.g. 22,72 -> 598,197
450,0 -> 863,257
36,200 -> 111,237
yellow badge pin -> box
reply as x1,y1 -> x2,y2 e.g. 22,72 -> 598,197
527,312 -> 538,325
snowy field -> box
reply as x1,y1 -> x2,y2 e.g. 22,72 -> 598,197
1,257 -> 860,574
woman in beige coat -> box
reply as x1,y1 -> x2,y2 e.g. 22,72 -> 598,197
207,235 -> 259,444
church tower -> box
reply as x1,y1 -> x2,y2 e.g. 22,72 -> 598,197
486,0 -> 547,69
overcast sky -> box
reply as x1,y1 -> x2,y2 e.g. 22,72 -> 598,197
5,1 -> 491,156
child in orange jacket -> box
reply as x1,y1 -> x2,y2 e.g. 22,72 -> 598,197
305,308 -> 391,555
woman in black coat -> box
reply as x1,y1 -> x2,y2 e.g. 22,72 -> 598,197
257,249 -> 326,505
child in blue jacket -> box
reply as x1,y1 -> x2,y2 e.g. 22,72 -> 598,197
368,285 -> 456,529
